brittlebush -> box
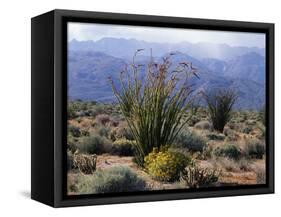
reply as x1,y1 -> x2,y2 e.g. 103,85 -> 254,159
144,147 -> 190,182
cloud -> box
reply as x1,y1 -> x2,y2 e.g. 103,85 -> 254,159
68,22 -> 265,48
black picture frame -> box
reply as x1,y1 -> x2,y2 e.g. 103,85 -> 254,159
31,9 -> 274,207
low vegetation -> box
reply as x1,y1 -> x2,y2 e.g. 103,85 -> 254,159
174,130 -> 206,152
75,166 -> 146,194
111,139 -> 136,156
67,55 -> 266,195
213,144 -> 241,160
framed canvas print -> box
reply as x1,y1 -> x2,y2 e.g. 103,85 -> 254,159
31,9 -> 274,207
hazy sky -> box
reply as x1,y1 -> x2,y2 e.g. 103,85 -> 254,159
68,22 -> 265,48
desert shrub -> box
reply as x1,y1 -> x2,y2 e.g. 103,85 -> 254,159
80,129 -> 89,137
256,167 -> 266,184
244,139 -> 265,159
213,156 -> 252,172
227,122 -> 236,130
67,134 -> 78,153
214,158 -> 239,172
188,116 -> 201,127
181,162 -> 220,188
76,135 -> 112,154
259,106 -> 266,126
68,125 -> 81,137
111,139 -> 136,156
225,130 -> 240,142
88,104 -> 106,117
203,89 -> 237,133
68,101 -> 90,118
67,151 -> 74,171
73,153 -> 97,174
92,124 -> 111,138
201,145 -> 214,160
110,122 -> 134,141
110,52 -> 198,166
257,124 -> 266,139
236,158 -> 252,171
241,125 -> 252,134
213,144 -> 241,159
206,133 -> 225,141
76,166 -> 146,194
144,148 -> 190,182
68,104 -> 77,119
95,114 -> 111,125
245,120 -> 256,126
174,131 -> 206,152
194,120 -> 212,130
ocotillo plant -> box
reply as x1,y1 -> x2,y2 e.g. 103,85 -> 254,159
110,50 -> 199,166
202,88 -> 237,133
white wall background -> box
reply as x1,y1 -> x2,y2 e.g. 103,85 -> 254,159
0,0 -> 279,215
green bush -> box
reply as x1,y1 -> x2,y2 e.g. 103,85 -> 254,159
80,129 -> 90,137
188,116 -> 201,127
206,133 -> 225,141
244,139 -> 265,159
194,120 -> 212,130
68,104 -> 77,119
110,122 -> 134,141
68,125 -> 81,137
76,166 -> 146,194
181,162 -> 220,188
144,148 -> 189,182
111,139 -> 136,156
115,123 -> 134,140
256,167 -> 266,184
68,101 -> 90,118
67,151 -> 74,171
174,131 -> 206,152
214,144 -> 241,159
203,89 -> 237,133
241,126 -> 252,134
259,106 -> 266,126
95,114 -> 111,125
76,135 -> 112,154
94,124 -> 111,138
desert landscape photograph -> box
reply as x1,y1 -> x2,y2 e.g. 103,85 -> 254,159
66,22 -> 266,195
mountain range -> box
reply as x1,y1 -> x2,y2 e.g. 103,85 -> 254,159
68,38 -> 265,110
69,37 -> 265,61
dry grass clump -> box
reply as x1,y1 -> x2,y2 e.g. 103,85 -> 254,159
73,153 -> 97,174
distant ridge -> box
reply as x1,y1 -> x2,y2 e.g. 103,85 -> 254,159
68,39 -> 265,110
69,37 -> 265,61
